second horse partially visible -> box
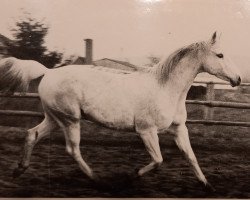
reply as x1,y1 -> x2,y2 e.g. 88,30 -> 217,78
0,32 -> 241,190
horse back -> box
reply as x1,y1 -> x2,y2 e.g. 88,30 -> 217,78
38,66 -> 140,128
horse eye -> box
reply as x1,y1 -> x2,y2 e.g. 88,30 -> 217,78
216,53 -> 224,58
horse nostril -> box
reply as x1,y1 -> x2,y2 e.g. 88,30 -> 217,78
238,76 -> 241,85
230,77 -> 241,87
236,76 -> 241,86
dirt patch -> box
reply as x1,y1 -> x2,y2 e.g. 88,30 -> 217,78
0,123 -> 249,198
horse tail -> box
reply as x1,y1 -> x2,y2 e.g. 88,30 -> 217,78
0,57 -> 48,94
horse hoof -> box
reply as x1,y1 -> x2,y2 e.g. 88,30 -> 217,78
12,168 -> 24,179
203,182 -> 216,192
90,174 -> 101,183
12,165 -> 28,180
134,167 -> 143,178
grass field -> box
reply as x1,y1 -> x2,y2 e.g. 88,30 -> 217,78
0,89 -> 249,198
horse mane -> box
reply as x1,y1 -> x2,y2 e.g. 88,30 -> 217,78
152,42 -> 208,84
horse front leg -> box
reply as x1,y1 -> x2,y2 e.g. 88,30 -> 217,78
173,124 -> 215,191
137,127 -> 163,176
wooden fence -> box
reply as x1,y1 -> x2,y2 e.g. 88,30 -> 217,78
0,81 -> 250,127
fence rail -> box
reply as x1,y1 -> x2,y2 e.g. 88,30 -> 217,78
0,80 -> 249,127
0,110 -> 43,117
0,93 -> 39,98
187,120 -> 250,127
186,100 -> 250,109
194,80 -> 250,86
1,109 -> 249,127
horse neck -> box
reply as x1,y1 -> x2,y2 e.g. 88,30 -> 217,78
159,57 -> 200,99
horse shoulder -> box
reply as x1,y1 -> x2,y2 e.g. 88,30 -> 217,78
134,89 -> 174,132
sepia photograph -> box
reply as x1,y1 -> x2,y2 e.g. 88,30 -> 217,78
0,0 -> 249,198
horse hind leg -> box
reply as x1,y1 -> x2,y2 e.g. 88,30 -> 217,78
61,120 -> 96,181
13,114 -> 57,179
44,102 -> 96,180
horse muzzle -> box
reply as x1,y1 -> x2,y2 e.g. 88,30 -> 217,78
230,76 -> 241,87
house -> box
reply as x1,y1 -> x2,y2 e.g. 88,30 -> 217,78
93,58 -> 137,72
71,56 -> 86,65
59,38 -> 138,72
0,34 -> 14,59
70,38 -> 92,65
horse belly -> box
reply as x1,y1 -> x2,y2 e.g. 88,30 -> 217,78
81,99 -> 135,130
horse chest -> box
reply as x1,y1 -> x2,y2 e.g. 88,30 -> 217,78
135,97 -> 177,131
154,105 -> 176,130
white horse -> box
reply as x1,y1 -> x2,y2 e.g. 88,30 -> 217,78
0,32 -> 241,190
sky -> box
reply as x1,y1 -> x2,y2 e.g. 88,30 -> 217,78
0,0 -> 250,73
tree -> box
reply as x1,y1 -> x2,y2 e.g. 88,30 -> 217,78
10,15 -> 62,68
42,51 -> 63,68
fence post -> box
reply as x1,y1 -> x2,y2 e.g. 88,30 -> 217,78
204,82 -> 215,120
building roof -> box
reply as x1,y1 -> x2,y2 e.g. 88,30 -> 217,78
71,56 -> 85,65
94,58 -> 137,71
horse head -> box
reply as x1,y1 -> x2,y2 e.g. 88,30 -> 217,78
201,32 -> 241,87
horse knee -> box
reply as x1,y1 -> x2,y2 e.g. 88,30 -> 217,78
71,150 -> 81,160
65,146 -> 73,156
66,146 -> 81,160
188,155 -> 198,165
25,130 -> 37,145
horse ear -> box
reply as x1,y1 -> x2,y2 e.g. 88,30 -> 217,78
210,31 -> 217,45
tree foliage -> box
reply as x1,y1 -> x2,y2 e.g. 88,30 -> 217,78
10,15 -> 62,68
